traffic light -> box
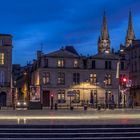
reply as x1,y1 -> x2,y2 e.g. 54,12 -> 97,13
119,75 -> 128,87
122,77 -> 127,83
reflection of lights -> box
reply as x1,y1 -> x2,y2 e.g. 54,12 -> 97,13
23,102 -> 27,106
24,72 -> 27,75
121,118 -> 128,124
0,114 -> 139,120
120,49 -> 124,52
105,50 -> 109,54
17,102 -> 21,106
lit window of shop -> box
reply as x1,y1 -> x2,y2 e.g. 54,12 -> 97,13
89,74 -> 97,84
73,59 -> 79,68
58,90 -> 65,103
57,72 -> 65,85
72,90 -> 80,103
42,72 -> 50,84
57,59 -> 64,68
0,53 -> 4,65
73,73 -> 80,84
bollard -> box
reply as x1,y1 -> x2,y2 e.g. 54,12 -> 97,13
97,104 -> 101,110
51,105 -> 53,110
70,106 -> 74,110
55,103 -> 58,110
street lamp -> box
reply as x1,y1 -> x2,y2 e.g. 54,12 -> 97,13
103,78 -> 108,109
116,48 -> 124,108
94,81 -> 99,108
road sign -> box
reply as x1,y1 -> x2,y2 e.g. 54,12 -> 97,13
126,80 -> 132,87
67,91 -> 76,97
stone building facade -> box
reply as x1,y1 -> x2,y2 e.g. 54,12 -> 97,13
0,34 -> 12,106
29,46 -> 128,108
124,40 -> 140,106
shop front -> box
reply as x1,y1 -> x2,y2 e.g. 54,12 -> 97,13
28,85 -> 42,109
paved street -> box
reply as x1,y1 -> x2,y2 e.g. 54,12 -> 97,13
0,108 -> 140,125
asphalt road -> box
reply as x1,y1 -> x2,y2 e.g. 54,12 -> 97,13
0,108 -> 140,125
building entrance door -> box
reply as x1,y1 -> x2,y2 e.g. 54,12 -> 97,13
0,92 -> 6,106
43,90 -> 50,107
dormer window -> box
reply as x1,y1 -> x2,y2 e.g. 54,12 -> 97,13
73,59 -> 79,68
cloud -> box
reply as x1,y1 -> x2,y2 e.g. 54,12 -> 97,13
2,0 -> 139,65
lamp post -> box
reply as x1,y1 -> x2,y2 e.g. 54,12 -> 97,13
12,80 -> 17,109
94,81 -> 99,108
50,94 -> 54,109
116,48 -> 124,108
104,79 -> 108,109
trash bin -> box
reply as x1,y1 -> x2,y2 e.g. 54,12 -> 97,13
97,104 -> 101,110
70,106 -> 74,110
84,105 -> 87,110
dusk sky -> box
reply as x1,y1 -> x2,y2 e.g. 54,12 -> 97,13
1,0 -> 140,65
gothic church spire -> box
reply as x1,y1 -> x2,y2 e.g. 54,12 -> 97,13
98,11 -> 110,53
125,11 -> 135,47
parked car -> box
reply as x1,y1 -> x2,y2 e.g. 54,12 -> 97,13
15,100 -> 28,110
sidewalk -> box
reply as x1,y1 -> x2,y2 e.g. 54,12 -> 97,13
1,106 -> 140,110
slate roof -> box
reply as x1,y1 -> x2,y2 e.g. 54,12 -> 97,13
91,52 -> 119,60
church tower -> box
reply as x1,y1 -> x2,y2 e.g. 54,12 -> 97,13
98,12 -> 110,53
125,11 -> 135,47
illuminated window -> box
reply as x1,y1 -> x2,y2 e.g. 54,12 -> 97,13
90,74 -> 97,84
104,74 -> 112,85
73,59 -> 79,68
57,59 -> 64,68
42,72 -> 50,84
0,53 -> 4,65
57,72 -> 65,85
58,90 -> 65,103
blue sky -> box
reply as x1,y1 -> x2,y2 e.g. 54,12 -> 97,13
0,0 -> 140,65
